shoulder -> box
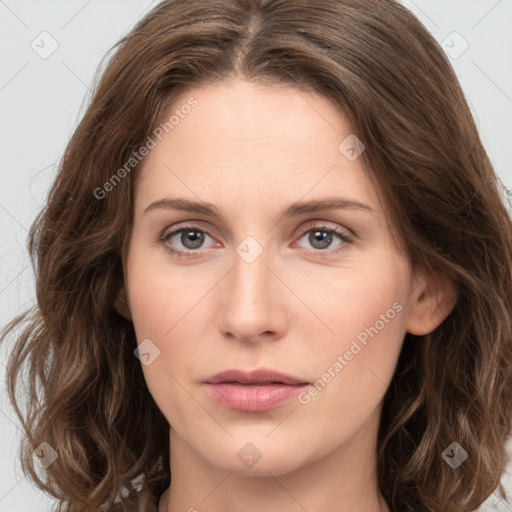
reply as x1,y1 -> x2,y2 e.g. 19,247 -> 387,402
105,501 -> 158,512
104,489 -> 159,512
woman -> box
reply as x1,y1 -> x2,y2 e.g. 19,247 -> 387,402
2,0 -> 511,511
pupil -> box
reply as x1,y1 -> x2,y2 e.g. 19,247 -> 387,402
310,230 -> 331,249
183,230 -> 204,249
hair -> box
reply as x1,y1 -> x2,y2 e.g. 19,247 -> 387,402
2,0 -> 511,511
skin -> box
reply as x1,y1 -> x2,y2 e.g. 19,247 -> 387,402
115,78 -> 456,512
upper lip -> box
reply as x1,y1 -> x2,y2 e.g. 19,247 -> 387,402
203,368 -> 309,385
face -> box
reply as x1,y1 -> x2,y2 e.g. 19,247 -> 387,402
119,78 -> 435,476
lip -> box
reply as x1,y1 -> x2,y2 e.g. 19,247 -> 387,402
202,368 -> 310,412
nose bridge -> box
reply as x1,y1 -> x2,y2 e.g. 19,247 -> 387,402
231,236 -> 271,312
217,234 -> 283,341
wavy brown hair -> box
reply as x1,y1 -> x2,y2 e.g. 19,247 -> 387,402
2,0 -> 512,511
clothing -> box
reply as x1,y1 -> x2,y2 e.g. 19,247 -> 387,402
106,489 -> 159,512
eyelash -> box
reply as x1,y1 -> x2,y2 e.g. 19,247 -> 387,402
158,223 -> 353,259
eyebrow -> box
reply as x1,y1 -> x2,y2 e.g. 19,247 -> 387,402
144,196 -> 373,221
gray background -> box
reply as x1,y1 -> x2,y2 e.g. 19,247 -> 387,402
1,1 -> 511,510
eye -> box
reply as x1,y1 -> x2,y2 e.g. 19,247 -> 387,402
294,224 -> 353,254
159,226 -> 217,258
158,222 -> 353,259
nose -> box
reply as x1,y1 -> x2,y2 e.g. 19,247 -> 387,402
216,240 -> 287,344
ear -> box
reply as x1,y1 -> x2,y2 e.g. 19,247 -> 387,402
406,270 -> 457,335
113,284 -> 132,321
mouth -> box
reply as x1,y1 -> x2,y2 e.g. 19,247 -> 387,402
202,368 -> 310,412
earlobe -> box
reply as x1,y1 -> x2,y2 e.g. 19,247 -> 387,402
406,272 -> 457,336
113,285 -> 132,321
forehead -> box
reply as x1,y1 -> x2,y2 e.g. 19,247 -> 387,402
134,78 -> 380,214
169,79 -> 346,151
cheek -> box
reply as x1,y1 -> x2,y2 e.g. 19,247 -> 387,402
293,264 -> 409,423
289,257 -> 409,354
275,264 -> 408,465
126,247 -> 207,341
127,285 -> 200,431
125,251 -> 216,420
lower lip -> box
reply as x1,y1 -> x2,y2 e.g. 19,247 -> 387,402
203,383 -> 308,412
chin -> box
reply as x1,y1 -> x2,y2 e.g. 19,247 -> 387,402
195,435 -> 318,477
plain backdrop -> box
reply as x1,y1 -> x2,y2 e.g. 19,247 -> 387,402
1,1 -> 511,510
